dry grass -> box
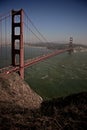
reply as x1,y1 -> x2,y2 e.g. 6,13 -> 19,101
0,73 -> 87,129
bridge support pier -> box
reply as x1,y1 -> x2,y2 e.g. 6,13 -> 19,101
11,9 -> 24,79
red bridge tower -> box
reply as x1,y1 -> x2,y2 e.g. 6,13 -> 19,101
69,37 -> 73,54
11,9 -> 24,79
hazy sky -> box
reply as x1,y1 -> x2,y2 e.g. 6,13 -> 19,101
0,0 -> 87,44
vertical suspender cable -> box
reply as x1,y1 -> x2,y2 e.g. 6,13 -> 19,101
5,16 -> 8,66
0,18 -> 2,68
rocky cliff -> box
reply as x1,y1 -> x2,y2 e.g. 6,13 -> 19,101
0,73 -> 87,130
0,73 -> 43,109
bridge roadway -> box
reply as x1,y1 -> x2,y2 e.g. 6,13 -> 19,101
0,48 -> 72,74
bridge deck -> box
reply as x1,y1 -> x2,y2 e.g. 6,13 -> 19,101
0,48 -> 72,75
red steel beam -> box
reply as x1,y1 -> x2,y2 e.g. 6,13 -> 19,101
1,48 -> 72,75
24,48 -> 71,68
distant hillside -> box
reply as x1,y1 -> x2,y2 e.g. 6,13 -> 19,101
26,42 -> 87,50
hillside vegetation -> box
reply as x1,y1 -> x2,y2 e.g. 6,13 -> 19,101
0,73 -> 87,129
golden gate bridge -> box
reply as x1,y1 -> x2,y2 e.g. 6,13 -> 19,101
0,9 -> 73,79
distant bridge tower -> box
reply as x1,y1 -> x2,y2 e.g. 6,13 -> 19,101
11,9 -> 24,79
68,37 -> 73,54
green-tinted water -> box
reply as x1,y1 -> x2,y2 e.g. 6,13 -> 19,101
0,45 -> 87,99
25,51 -> 87,99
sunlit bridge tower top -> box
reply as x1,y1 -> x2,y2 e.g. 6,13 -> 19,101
11,9 -> 24,79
